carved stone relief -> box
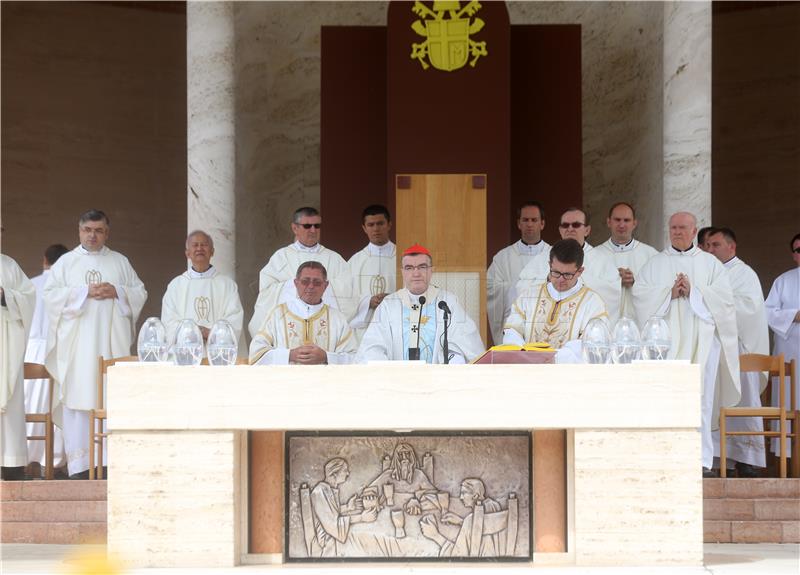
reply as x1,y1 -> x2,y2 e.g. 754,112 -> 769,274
285,432 -> 531,561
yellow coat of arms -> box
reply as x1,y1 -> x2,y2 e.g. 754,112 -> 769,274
411,1 -> 488,71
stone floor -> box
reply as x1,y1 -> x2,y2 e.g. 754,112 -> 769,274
1,544 -> 798,574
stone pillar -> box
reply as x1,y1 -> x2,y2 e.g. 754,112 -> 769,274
662,1 -> 712,240
187,1 -> 236,278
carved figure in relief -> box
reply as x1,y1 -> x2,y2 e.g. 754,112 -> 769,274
366,442 -> 438,515
420,478 -> 504,557
306,458 -> 377,557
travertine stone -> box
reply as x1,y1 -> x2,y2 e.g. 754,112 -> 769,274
107,363 -> 700,431
662,1 -> 712,240
188,1 -> 236,278
574,430 -> 703,565
107,430 -> 242,568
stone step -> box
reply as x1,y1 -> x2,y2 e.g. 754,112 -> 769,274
704,520 -> 800,544
703,478 -> 800,499
704,497 -> 800,521
0,521 -> 107,544
1,480 -> 107,501
1,500 -> 106,523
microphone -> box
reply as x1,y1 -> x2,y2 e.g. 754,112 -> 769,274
408,295 -> 426,361
437,300 -> 451,315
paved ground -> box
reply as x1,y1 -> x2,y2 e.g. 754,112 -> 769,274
1,543 -> 798,574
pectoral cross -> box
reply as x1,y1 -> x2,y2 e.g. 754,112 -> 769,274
411,304 -> 419,311
411,325 -> 419,334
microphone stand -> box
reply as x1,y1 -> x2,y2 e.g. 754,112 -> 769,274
438,300 -> 451,364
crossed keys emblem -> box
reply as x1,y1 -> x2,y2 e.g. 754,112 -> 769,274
85,270 -> 102,285
194,296 -> 211,321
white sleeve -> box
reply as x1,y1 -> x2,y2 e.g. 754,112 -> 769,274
63,286 -> 89,319
113,283 -> 132,317
688,287 -> 714,324
253,348 -> 291,365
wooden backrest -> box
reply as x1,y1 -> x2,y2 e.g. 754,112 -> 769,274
96,355 -> 138,407
787,359 -> 797,412
23,362 -> 51,380
740,353 -> 787,412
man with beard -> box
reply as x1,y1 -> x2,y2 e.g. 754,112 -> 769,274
366,442 -> 437,515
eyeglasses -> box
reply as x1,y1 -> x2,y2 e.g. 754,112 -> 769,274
549,269 -> 578,280
559,222 -> 586,229
298,223 -> 321,229
793,248 -> 800,254
80,226 -> 107,235
402,264 -> 431,272
298,278 -> 325,287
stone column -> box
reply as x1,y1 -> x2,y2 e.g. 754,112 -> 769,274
187,1 -> 236,277
662,1 -> 712,240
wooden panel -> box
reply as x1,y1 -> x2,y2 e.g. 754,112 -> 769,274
396,173 -> 487,341
534,430 -> 567,552
248,431 -> 283,554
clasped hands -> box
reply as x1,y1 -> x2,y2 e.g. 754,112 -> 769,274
288,344 -> 328,364
87,282 -> 118,300
671,273 -> 691,299
618,267 -> 635,288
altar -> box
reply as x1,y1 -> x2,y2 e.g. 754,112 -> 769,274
105,362 -> 702,568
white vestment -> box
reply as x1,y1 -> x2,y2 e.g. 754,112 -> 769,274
161,266 -> 244,354
249,298 -> 356,365
503,279 -> 608,350
356,286 -> 485,364
24,270 -> 66,467
249,242 -> 352,338
44,245 -> 147,475
712,257 -> 770,468
765,267 -> 800,457
487,239 -> 550,346
1,255 -> 36,467
589,239 -> 659,323
347,242 -> 396,340
633,246 -> 740,469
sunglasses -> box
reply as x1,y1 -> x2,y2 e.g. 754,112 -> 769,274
298,223 -> 321,229
793,248 -> 800,254
559,222 -> 586,229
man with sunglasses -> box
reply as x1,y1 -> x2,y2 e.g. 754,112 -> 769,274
503,239 -> 607,351
249,262 -> 356,365
706,228 -> 769,477
633,212 -> 740,478
356,244 -> 484,364
43,209 -> 147,479
249,207 -> 352,338
589,202 -> 658,322
765,233 -> 800,463
486,201 -> 549,346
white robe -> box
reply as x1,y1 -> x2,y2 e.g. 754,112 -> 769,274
589,239 -> 659,323
347,242 -> 396,340
487,239 -> 550,346
43,245 -> 147,474
161,266 -> 244,354
712,257 -> 770,468
356,286 -> 485,364
633,245 -> 740,469
1,254 -> 36,467
503,279 -> 608,350
765,266 -> 800,457
249,298 -> 356,365
249,242 -> 352,338
23,270 -> 65,467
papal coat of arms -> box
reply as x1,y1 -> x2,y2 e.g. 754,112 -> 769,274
411,1 -> 488,71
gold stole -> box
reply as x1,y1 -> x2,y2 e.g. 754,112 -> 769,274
280,304 -> 331,349
530,283 -> 591,349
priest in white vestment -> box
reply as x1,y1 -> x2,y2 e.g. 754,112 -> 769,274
356,244 -> 485,364
24,244 -> 68,473
250,262 -> 356,365
504,239 -> 608,355
707,228 -> 769,476
161,231 -> 244,354
347,205 -> 396,341
514,208 -> 615,314
1,254 -> 36,479
43,210 -> 147,478
633,212 -> 740,475
486,202 -> 550,346
249,206 -> 352,338
764,233 -> 800,458
589,203 -> 658,323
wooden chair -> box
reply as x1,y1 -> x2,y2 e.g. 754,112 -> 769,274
720,354 -> 797,478
89,355 -> 137,480
468,493 -> 519,557
23,363 -> 55,480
